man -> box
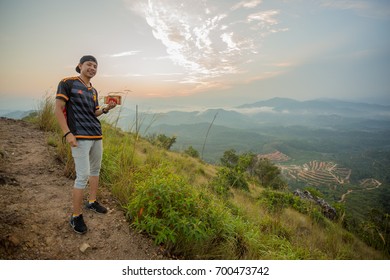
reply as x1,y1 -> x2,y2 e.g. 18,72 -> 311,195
55,55 -> 116,234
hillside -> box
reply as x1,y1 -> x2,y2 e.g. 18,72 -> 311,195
0,118 -> 165,259
1,114 -> 386,260
138,98 -> 390,233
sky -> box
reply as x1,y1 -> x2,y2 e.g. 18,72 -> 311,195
1,0 -> 389,111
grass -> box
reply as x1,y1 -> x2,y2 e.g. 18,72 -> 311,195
28,94 -> 387,260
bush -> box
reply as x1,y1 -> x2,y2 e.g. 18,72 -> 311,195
253,158 -> 287,190
212,167 -> 249,193
184,146 -> 199,158
147,133 -> 176,150
259,189 -> 309,214
124,164 -> 230,256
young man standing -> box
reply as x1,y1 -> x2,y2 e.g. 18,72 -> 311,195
55,55 -> 116,234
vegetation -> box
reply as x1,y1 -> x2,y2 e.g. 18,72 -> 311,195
183,146 -> 200,158
146,133 -> 177,150
26,95 -> 388,259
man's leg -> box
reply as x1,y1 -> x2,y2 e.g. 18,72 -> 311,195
86,140 -> 107,214
71,140 -> 91,212
70,140 -> 91,234
72,188 -> 84,215
88,175 -> 99,202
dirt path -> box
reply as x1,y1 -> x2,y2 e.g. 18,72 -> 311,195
0,118 -> 164,260
338,189 -> 353,203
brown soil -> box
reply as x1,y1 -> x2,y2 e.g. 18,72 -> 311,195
0,118 -> 165,260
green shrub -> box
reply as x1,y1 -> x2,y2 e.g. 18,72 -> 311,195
125,164 -> 217,254
304,187 -> 324,198
259,189 -> 306,213
210,167 -> 249,199
184,146 -> 200,158
147,133 -> 176,150
123,163 -> 265,259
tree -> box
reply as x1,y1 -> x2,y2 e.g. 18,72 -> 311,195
184,146 -> 199,158
217,149 -> 250,192
147,133 -> 177,150
220,149 -> 239,168
253,158 -> 287,190
238,152 -> 256,173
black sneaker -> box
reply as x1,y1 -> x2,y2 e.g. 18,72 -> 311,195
70,214 -> 87,234
86,201 -> 108,214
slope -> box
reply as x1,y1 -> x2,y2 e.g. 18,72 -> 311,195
0,118 -> 165,260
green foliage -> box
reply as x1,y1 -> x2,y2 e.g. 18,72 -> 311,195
332,202 -> 346,222
184,146 -> 199,158
211,167 -> 245,198
259,189 -> 309,214
216,150 -> 253,192
259,189 -> 333,228
359,209 -> 390,255
253,158 -> 287,190
220,149 -> 239,168
304,187 -> 324,198
220,150 -> 287,191
124,164 -> 248,258
259,216 -> 292,240
147,133 -> 177,150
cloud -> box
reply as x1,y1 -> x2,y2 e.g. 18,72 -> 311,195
230,106 -> 278,115
231,0 -> 263,11
125,0 -> 285,85
247,10 -> 280,25
107,51 -> 141,58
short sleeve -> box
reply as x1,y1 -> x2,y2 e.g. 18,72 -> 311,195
56,79 -> 71,102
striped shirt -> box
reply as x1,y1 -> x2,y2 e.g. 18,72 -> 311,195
56,77 -> 102,140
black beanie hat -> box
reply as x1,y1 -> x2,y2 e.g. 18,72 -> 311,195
75,55 -> 98,73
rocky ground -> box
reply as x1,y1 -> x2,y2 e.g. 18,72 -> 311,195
0,118 -> 165,260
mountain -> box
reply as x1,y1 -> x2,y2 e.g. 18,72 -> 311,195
238,97 -> 390,119
0,110 -> 35,120
129,98 -> 389,132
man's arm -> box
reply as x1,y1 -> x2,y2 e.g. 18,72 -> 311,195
55,99 -> 77,147
95,101 -> 117,117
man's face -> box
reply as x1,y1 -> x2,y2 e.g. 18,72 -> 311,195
79,61 -> 97,78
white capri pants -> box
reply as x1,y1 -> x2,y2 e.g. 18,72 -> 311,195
71,140 -> 103,189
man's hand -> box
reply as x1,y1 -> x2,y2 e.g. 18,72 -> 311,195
106,101 -> 117,110
66,133 -> 78,147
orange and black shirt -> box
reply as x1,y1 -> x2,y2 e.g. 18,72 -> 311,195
56,77 -> 102,140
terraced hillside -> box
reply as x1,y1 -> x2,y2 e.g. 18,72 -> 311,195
280,160 -> 352,187
257,151 -> 290,162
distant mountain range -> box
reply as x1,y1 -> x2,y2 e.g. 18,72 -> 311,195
0,110 -> 35,120
238,97 -> 390,118
108,97 -> 390,163
2,97 -> 389,133
112,97 -> 390,134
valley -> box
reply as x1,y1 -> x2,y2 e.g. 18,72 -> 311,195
135,98 -> 390,225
